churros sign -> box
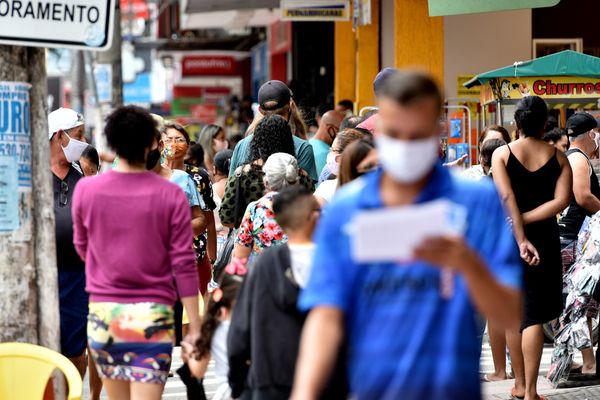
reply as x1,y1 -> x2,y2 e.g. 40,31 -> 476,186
496,77 -> 600,100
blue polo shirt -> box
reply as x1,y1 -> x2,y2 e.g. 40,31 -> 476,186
299,164 -> 522,400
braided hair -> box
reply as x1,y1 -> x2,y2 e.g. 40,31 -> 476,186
246,114 -> 295,164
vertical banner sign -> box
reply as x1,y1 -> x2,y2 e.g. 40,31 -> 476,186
0,82 -> 32,240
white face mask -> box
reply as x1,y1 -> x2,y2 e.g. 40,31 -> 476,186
376,135 -> 440,183
62,132 -> 88,163
594,132 -> 600,151
326,151 -> 339,176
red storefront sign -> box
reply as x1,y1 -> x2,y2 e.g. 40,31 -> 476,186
181,56 -> 238,77
270,21 -> 292,55
121,0 -> 150,20
191,104 -> 218,124
173,86 -> 203,98
203,87 -> 232,104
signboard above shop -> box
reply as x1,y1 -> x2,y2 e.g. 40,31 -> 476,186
0,0 -> 115,50
281,0 -> 350,21
428,0 -> 560,16
181,56 -> 239,77
494,77 -> 600,101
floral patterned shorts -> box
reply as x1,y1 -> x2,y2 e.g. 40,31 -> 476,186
87,302 -> 174,384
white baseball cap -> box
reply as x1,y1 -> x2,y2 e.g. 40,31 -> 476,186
48,108 -> 85,139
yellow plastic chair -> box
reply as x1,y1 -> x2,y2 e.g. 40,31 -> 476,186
0,342 -> 82,399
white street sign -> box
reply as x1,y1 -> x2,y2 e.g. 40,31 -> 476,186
0,0 -> 114,50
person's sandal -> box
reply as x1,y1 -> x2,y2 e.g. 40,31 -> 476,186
510,387 -> 524,400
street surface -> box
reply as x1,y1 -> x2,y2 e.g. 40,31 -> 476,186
84,344 -> 600,399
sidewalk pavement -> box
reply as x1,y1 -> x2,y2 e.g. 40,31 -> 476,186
483,377 -> 600,399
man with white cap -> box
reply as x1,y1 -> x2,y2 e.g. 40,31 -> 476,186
48,108 -> 98,392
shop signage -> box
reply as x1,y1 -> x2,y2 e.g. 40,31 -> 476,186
123,72 -> 151,104
120,0 -> 148,20
270,20 -> 292,55
457,75 -> 480,99
171,97 -> 203,116
495,77 -> 600,100
281,0 -> 350,21
428,0 -> 560,17
191,104 -> 218,124
203,87 -> 232,105
0,0 -> 115,50
181,56 -> 238,77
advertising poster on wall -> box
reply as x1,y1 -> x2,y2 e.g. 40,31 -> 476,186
0,82 -> 32,241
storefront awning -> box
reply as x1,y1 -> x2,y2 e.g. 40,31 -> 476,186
181,9 -> 280,30
464,50 -> 600,88
185,0 -> 279,13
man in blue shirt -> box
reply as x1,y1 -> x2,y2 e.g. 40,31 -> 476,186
309,110 -> 342,176
291,71 -> 522,400
229,80 -> 318,181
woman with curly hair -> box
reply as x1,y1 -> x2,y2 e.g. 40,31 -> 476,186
219,115 -> 314,229
228,81 -> 317,181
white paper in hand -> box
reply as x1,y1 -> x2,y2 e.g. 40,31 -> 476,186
350,199 -> 467,263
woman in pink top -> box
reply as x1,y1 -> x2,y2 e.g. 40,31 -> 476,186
72,106 -> 200,400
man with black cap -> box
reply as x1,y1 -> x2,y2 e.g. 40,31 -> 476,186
558,111 -> 600,375
228,80 -> 318,181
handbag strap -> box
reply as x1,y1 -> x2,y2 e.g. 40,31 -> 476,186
233,168 -> 245,228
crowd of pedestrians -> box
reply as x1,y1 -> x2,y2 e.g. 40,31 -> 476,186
49,68 -> 600,400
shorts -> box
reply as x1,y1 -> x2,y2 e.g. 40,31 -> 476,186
58,270 -> 89,358
87,302 -> 174,384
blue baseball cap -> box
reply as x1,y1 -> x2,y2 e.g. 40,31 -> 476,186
373,68 -> 400,96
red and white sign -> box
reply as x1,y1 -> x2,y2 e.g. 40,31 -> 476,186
182,56 -> 238,77
121,0 -> 150,20
203,87 -> 232,104
191,104 -> 218,124
270,21 -> 292,55
173,86 -> 203,98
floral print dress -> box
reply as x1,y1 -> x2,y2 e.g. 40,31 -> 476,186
235,192 -> 287,258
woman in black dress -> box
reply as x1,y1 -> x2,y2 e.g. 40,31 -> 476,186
492,96 -> 572,400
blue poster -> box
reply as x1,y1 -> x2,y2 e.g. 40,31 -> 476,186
124,73 -> 152,105
446,144 -> 457,163
450,118 -> 462,139
94,64 -> 112,104
456,143 -> 469,163
0,156 -> 19,231
0,82 -> 32,188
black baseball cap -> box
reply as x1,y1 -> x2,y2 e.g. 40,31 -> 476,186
258,80 -> 292,111
566,112 -> 599,137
